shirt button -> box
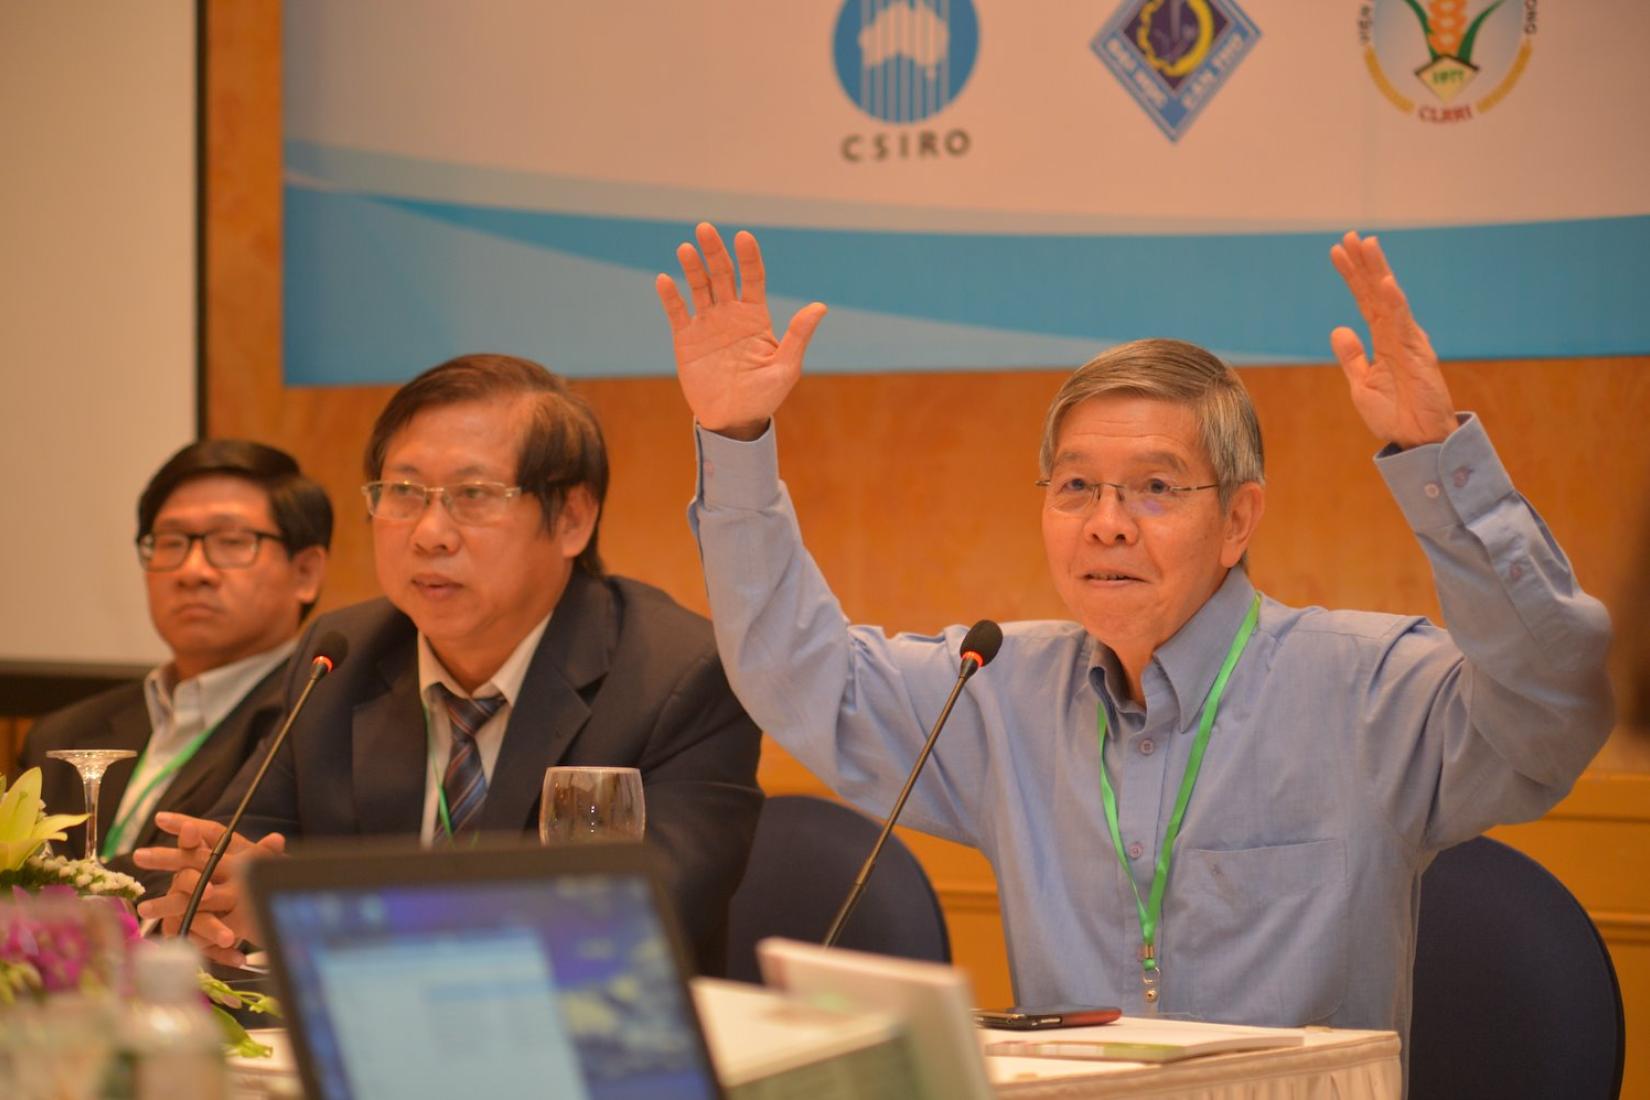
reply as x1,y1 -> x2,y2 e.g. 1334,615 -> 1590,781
1138,738 -> 1156,756
1424,482 -> 1442,499
1452,466 -> 1472,488
1508,562 -> 1524,582
1127,842 -> 1145,860
704,460 -> 716,477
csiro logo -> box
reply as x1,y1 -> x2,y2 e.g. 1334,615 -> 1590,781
834,0 -> 979,124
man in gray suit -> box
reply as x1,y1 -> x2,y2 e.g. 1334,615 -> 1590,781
23,441 -> 331,888
137,355 -> 763,974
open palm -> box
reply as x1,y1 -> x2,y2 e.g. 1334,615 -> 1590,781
1329,231 -> 1458,449
656,223 -> 827,440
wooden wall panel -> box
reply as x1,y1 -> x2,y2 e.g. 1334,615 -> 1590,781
0,719 -> 30,782
209,6 -> 1648,1095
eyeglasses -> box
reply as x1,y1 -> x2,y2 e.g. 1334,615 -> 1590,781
1036,476 -> 1220,518
136,528 -> 285,572
362,480 -> 525,525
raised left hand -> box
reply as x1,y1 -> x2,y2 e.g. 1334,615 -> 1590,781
1329,231 -> 1458,449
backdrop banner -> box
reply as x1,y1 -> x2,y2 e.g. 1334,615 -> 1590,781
282,0 -> 1648,384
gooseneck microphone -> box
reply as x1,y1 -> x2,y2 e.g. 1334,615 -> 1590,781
822,619 -> 1003,949
178,632 -> 348,940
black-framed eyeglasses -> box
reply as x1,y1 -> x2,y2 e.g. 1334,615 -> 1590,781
1036,476 -> 1221,519
362,480 -> 525,526
136,528 -> 286,572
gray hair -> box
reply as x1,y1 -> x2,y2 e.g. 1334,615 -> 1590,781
1038,338 -> 1264,507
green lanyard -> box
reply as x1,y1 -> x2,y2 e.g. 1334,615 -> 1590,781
99,721 -> 220,859
1096,591 -> 1261,1007
421,704 -> 459,841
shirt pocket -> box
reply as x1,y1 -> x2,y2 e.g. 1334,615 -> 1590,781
1169,838 -> 1349,1026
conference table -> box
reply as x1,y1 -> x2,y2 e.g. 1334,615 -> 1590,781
231,1020 -> 1402,1099
984,1023 -> 1401,1099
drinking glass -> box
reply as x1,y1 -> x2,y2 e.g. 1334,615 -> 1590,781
540,766 -> 645,843
44,749 -> 137,864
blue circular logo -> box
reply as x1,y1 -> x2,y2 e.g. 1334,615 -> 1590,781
833,0 -> 980,124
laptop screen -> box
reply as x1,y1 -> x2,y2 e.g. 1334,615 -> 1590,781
258,851 -> 720,1100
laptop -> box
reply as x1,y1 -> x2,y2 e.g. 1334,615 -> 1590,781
247,840 -> 723,1100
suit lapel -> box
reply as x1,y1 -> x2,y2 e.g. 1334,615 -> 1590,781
352,642 -> 429,836
478,572 -> 614,833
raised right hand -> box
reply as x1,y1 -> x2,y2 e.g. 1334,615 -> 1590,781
656,222 -> 827,440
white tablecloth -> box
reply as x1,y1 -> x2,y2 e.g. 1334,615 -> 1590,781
986,1024 -> 1402,1099
233,1020 -> 1402,1100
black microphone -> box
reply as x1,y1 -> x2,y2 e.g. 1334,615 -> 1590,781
178,632 -> 348,940
822,620 -> 1003,948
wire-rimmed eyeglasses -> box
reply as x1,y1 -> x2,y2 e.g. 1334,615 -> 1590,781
1036,476 -> 1220,519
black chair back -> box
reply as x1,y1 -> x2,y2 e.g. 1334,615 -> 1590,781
725,794 -> 951,983
1410,836 -> 1624,1100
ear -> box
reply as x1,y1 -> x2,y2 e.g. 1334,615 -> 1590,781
553,485 -> 600,560
290,546 -> 328,606
1218,482 -> 1265,569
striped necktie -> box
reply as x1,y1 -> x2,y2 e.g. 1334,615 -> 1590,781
434,684 -> 504,838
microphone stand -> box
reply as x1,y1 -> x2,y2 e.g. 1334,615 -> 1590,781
178,655 -> 333,939
822,656 -> 982,948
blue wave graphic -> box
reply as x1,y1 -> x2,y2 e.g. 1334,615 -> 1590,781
283,185 -> 1650,386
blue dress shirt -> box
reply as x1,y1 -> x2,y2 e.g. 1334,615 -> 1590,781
689,413 -> 1612,1047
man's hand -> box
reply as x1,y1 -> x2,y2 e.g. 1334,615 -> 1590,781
133,812 -> 285,967
1329,231 -> 1459,449
655,222 -> 828,440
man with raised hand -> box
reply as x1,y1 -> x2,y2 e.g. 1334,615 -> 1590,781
657,224 -> 1611,1040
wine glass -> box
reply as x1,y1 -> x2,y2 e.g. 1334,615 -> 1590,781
540,766 -> 645,844
45,749 -> 137,864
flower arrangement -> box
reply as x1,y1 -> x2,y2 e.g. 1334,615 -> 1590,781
0,767 -> 280,1057
0,885 -> 137,1004
0,768 -> 113,888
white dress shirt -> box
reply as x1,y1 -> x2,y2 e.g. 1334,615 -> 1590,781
416,612 -> 553,844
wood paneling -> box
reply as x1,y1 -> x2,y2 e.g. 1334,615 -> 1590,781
208,5 -> 1649,1095
0,718 -> 31,782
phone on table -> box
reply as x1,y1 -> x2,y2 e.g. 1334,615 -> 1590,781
974,1004 -> 1122,1030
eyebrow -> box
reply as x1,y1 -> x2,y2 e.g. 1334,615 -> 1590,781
385,462 -> 501,480
152,514 -> 261,531
1050,449 -> 1191,474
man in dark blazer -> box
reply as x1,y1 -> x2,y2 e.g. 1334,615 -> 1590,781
139,355 -> 763,975
22,440 -> 331,889
22,668 -> 284,882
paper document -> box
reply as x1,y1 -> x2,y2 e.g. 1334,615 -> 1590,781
985,1017 -> 1304,1064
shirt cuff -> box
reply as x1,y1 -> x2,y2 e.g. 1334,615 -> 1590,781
1374,413 -> 1515,532
694,421 -> 784,511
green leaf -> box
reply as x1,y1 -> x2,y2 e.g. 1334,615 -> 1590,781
1400,0 -> 1439,62
212,1004 -> 274,1059
1458,0 -> 1507,64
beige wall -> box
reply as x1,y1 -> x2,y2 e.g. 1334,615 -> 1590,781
206,5 -> 1648,1095
0,2 -> 195,666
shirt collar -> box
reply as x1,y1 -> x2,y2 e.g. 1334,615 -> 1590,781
417,611 -> 554,709
1087,567 -> 1258,730
143,638 -> 298,737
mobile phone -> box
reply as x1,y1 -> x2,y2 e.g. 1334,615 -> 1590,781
973,1004 -> 1122,1029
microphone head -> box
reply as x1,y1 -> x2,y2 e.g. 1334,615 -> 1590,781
311,631 -> 350,675
959,620 -> 1003,670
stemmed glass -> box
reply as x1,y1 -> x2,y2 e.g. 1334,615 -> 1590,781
44,749 -> 137,864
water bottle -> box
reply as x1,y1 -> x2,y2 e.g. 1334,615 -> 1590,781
105,940 -> 228,1100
